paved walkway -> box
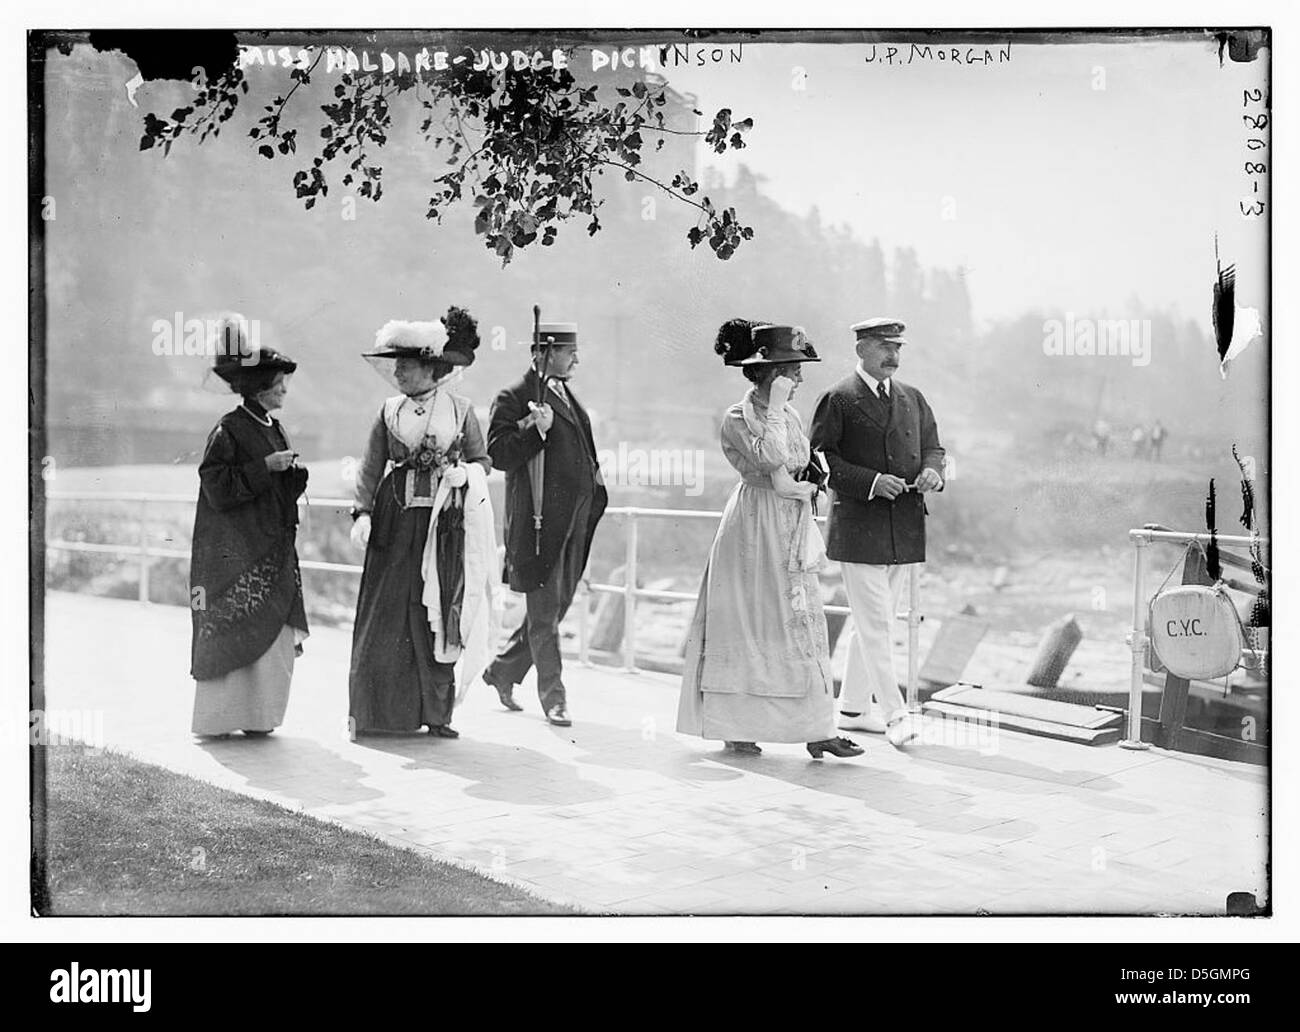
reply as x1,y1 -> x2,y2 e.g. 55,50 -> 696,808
42,592 -> 1268,915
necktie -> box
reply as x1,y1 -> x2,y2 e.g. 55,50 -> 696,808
877,382 -> 890,405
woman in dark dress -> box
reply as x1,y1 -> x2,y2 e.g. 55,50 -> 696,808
190,325 -> 309,738
348,307 -> 491,738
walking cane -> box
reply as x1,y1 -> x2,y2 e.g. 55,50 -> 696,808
527,305 -> 547,555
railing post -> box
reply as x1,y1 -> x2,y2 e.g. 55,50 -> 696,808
906,563 -> 921,713
1121,532 -> 1150,750
622,511 -> 639,673
137,499 -> 150,604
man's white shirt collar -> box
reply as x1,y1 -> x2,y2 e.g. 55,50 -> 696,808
857,364 -> 890,396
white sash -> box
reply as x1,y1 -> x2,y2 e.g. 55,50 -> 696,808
420,462 -> 496,699
740,391 -> 825,581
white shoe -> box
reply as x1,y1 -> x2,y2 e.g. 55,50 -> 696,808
839,712 -> 888,734
885,715 -> 920,748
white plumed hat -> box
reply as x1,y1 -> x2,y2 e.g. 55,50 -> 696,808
365,319 -> 449,359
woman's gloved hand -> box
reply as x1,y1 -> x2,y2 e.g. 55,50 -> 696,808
442,463 -> 469,489
350,513 -> 371,549
768,374 -> 796,411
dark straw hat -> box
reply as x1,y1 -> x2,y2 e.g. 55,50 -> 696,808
534,321 -> 578,346
715,319 -> 820,367
740,324 -> 821,365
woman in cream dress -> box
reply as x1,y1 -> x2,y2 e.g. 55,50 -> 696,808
677,321 -> 863,760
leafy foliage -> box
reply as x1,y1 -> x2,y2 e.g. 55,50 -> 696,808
138,50 -> 756,263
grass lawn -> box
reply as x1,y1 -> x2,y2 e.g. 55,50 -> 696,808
40,745 -> 581,916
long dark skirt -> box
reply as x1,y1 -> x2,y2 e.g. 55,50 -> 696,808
349,472 -> 467,733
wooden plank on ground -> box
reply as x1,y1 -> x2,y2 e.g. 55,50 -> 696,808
922,701 -> 1121,746
931,684 -> 1122,729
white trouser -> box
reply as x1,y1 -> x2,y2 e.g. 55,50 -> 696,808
839,625 -> 884,719
839,562 -> 916,724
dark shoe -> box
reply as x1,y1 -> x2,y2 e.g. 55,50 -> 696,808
427,724 -> 460,739
724,741 -> 762,756
241,729 -> 274,737
806,737 -> 865,759
545,704 -> 572,727
492,680 -> 523,712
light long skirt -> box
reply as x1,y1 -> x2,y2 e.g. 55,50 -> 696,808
192,624 -> 295,735
677,483 -> 836,744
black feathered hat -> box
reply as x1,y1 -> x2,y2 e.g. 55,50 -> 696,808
715,319 -> 820,366
715,318 -> 766,366
209,314 -> 297,394
441,305 -> 481,366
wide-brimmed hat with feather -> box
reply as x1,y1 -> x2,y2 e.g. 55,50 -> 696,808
714,318 -> 820,367
363,306 -> 481,367
207,313 -> 297,394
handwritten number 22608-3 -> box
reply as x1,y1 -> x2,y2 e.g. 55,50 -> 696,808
1240,90 -> 1267,217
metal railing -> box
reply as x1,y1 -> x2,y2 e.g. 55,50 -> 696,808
45,492 -> 923,707
1121,527 -> 1269,750
587,507 -> 860,669
592,506 -> 922,709
45,492 -> 363,604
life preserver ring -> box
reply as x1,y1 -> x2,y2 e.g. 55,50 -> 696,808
1149,584 -> 1244,680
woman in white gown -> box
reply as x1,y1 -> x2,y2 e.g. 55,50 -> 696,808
677,321 -> 864,760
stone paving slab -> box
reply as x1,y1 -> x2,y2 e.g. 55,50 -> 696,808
41,592 -> 1269,916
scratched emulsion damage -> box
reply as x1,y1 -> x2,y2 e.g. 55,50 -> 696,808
1204,479 -> 1220,583
1201,453 -> 1270,672
1231,446 -> 1270,659
83,31 -> 241,84
1212,238 -> 1264,380
1215,30 -> 1269,66
1231,445 -> 1255,532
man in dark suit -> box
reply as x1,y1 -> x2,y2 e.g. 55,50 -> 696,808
810,318 -> 945,747
482,321 -> 607,726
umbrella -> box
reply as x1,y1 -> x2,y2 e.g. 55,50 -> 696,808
527,304 -> 546,554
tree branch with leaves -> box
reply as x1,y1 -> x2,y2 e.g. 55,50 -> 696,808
138,48 -> 756,264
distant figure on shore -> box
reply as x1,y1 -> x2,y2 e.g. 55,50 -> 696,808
678,320 -> 862,760
189,319 -> 308,739
347,309 -> 493,740
1130,424 -> 1147,459
1150,420 -> 1167,461
1093,418 -> 1111,456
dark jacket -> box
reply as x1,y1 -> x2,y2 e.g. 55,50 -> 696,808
488,367 -> 608,592
190,406 -> 309,679
810,373 -> 944,565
